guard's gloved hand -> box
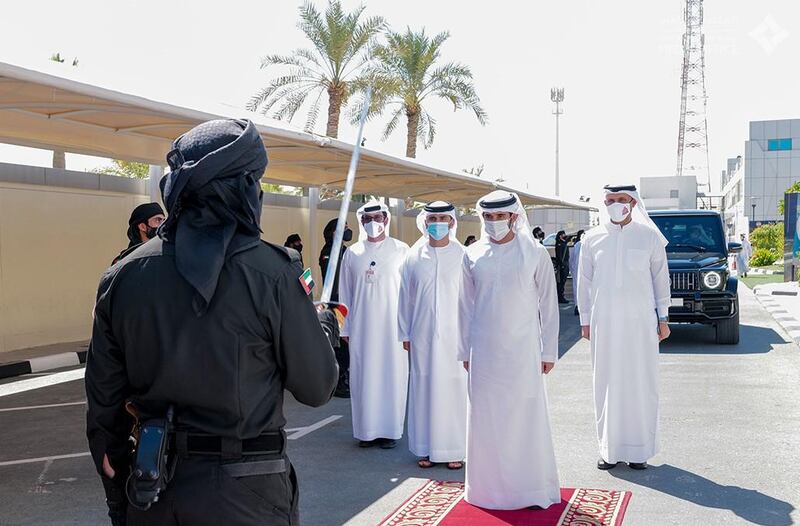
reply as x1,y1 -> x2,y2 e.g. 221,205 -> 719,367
316,307 -> 340,350
101,474 -> 127,526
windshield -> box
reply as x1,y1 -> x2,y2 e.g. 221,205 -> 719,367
650,215 -> 726,253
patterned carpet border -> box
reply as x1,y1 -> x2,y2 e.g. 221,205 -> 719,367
378,481 -> 632,526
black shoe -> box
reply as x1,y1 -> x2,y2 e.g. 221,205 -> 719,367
597,459 -> 617,470
379,438 -> 397,449
628,462 -> 648,470
358,440 -> 376,448
526,505 -> 544,511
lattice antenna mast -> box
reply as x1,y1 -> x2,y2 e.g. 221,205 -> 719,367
676,0 -> 711,193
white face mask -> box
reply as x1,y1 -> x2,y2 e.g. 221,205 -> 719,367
485,220 -> 511,241
364,221 -> 385,238
607,202 -> 631,223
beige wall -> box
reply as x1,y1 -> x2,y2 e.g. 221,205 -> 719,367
0,178 -> 482,354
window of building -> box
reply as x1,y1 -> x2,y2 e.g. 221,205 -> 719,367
670,190 -> 679,198
767,138 -> 793,151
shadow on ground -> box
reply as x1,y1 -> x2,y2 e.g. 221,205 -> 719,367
611,464 -> 795,526
660,323 -> 786,355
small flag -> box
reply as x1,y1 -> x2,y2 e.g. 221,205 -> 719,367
299,268 -> 315,295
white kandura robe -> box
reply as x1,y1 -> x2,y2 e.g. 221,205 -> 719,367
339,237 -> 409,441
577,221 -> 670,464
459,238 -> 561,510
398,241 -> 469,463
736,239 -> 752,275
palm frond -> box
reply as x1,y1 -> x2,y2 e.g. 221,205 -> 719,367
381,106 -> 405,141
273,86 -> 317,122
304,89 -> 325,133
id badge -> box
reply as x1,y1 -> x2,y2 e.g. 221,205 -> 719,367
365,261 -> 377,283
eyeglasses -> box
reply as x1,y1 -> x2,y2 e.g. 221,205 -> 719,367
361,214 -> 386,224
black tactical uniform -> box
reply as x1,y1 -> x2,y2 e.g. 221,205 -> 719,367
85,119 -> 338,526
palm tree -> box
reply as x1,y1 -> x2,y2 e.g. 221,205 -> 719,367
49,53 -> 79,168
247,1 -> 384,138
352,28 -> 487,158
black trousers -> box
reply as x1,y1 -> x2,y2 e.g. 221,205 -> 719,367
127,455 -> 299,526
335,338 -> 350,388
556,265 -> 568,299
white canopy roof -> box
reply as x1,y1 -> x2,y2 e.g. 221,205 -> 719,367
0,60 -> 593,209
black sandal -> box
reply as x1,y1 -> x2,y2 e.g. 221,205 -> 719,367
417,457 -> 434,468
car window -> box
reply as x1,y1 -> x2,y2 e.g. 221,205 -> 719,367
650,215 -> 726,253
543,233 -> 557,246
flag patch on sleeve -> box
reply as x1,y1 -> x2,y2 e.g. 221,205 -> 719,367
299,268 -> 315,295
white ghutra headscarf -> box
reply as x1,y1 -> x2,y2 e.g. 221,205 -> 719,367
355,200 -> 392,242
602,184 -> 669,246
474,190 -> 534,246
412,201 -> 459,249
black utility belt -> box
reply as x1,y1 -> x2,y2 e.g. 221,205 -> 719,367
171,431 -> 285,458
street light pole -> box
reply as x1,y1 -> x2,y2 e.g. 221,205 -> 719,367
551,87 -> 564,197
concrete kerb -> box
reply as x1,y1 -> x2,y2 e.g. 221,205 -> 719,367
0,351 -> 87,380
754,282 -> 800,347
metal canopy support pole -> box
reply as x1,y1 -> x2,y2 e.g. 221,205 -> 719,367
148,165 -> 162,204
394,198 -> 406,243
308,187 -> 320,298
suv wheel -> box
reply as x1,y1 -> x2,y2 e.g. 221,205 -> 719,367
714,299 -> 740,345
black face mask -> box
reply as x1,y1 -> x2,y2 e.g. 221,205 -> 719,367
144,224 -> 158,240
343,228 -> 353,242
293,243 -> 303,253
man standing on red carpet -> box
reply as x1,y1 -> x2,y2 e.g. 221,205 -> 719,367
459,190 -> 561,510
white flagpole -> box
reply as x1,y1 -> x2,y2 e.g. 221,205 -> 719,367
319,88 -> 372,304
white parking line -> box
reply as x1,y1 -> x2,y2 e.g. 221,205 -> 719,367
287,415 -> 342,440
0,452 -> 91,467
0,401 -> 86,413
0,369 -> 85,398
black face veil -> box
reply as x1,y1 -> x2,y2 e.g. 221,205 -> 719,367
158,119 -> 268,316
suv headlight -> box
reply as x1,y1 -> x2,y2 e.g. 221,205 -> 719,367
701,270 -> 724,290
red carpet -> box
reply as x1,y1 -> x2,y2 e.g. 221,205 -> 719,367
378,480 -> 631,526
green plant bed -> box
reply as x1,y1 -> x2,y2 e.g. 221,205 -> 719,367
739,274 -> 785,288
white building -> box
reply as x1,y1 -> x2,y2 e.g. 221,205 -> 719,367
639,175 -> 699,211
528,206 -> 592,237
720,118 -> 800,237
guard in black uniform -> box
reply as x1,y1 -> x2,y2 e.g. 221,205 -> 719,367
85,119 -> 338,526
111,203 -> 165,265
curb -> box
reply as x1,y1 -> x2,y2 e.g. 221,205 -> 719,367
749,269 -> 783,276
754,295 -> 800,347
0,351 -> 87,380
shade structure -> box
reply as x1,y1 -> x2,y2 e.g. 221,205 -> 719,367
0,60 -> 593,210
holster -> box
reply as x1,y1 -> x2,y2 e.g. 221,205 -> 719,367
125,406 -> 176,511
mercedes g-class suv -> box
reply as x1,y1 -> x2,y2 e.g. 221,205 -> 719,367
649,210 -> 742,344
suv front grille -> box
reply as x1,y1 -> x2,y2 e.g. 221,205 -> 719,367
671,272 -> 697,291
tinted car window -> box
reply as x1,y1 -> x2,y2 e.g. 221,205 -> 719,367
651,215 -> 725,253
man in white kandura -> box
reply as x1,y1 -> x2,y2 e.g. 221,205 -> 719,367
737,233 -> 752,278
339,201 -> 409,449
398,201 -> 469,470
459,190 -> 561,510
577,184 -> 671,471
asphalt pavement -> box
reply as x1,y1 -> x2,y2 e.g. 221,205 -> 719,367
0,284 -> 798,525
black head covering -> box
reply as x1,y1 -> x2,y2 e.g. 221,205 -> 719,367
556,230 -> 567,245
323,218 -> 339,243
159,119 -> 268,316
126,202 -> 164,247
285,233 -> 302,245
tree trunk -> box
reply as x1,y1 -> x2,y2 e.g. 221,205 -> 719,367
405,111 -> 419,158
326,86 -> 343,139
52,150 -> 66,169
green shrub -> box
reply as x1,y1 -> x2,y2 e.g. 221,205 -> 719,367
750,223 -> 783,253
750,248 -> 780,267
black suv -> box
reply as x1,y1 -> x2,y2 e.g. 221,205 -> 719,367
649,210 -> 742,344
